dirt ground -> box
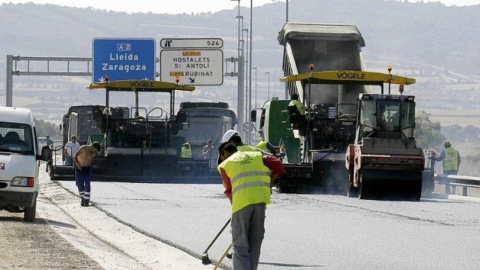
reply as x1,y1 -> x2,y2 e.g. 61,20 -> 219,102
0,210 -> 103,270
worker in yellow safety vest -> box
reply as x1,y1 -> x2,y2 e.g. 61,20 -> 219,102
217,142 -> 285,270
288,93 -> 305,115
433,140 -> 461,194
181,139 -> 192,158
255,139 -> 283,155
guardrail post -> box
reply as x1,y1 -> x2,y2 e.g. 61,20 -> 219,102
463,186 -> 468,196
445,179 -> 451,195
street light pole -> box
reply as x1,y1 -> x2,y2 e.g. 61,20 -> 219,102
243,28 -> 249,127
253,67 -> 257,108
266,71 -> 270,100
249,0 -> 253,144
231,0 -> 244,137
286,0 -> 289,22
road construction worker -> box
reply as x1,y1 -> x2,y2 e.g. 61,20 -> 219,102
288,93 -> 304,115
432,140 -> 461,194
181,139 -> 192,158
255,137 -> 282,155
64,135 -> 80,166
46,135 -> 54,149
217,142 -> 285,270
377,104 -> 387,130
218,130 -> 275,261
73,142 -> 101,207
203,139 -> 216,169
229,135 -> 258,152
221,130 -> 257,152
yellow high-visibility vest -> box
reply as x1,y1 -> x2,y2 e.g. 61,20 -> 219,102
289,99 -> 304,115
256,140 -> 268,151
218,151 -> 271,214
443,147 -> 459,171
238,144 -> 258,152
181,142 -> 192,158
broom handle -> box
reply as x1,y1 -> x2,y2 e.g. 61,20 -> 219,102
213,243 -> 232,270
203,217 -> 231,253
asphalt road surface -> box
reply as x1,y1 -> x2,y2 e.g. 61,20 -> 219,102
55,169 -> 480,269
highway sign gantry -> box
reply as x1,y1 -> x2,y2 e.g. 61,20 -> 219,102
92,38 -> 156,82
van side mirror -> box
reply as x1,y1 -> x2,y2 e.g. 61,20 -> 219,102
251,110 -> 257,122
40,146 -> 51,161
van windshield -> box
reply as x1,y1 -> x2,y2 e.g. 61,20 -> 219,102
0,123 -> 35,155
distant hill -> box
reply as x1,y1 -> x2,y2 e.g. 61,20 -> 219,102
0,0 -> 479,130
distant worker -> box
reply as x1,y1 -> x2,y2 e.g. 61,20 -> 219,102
64,135 -> 80,166
378,104 -> 387,130
202,139 -> 215,159
46,136 -> 54,149
255,138 -> 281,155
181,138 -> 192,158
432,140 -> 461,194
73,142 -> 101,207
202,139 -> 216,169
217,142 -> 285,270
288,93 -> 305,115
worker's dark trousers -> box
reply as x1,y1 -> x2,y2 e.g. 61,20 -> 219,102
444,170 -> 458,194
75,166 -> 92,201
232,203 -> 266,270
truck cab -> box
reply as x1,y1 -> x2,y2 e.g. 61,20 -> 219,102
0,107 -> 50,222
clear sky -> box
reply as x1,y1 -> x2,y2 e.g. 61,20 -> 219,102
0,0 -> 479,14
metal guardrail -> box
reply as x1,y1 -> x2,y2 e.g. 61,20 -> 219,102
435,174 -> 480,197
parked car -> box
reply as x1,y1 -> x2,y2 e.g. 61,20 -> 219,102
0,107 -> 51,222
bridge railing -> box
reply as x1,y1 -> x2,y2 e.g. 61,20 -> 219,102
434,174 -> 480,197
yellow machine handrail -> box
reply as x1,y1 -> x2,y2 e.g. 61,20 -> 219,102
280,70 -> 416,85
87,80 -> 195,117
87,80 -> 195,92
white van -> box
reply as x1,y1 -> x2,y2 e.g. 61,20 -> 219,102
0,107 -> 50,222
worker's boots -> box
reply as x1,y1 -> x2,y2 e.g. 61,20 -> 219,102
81,198 -> 90,207
226,250 -> 233,259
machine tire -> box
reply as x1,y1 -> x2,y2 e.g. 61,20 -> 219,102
358,171 -> 374,200
277,183 -> 289,194
346,168 -> 358,197
406,179 -> 422,201
49,168 -> 59,180
24,199 -> 36,222
347,182 -> 358,197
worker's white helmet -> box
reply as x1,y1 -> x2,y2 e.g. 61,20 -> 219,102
222,130 -> 238,143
